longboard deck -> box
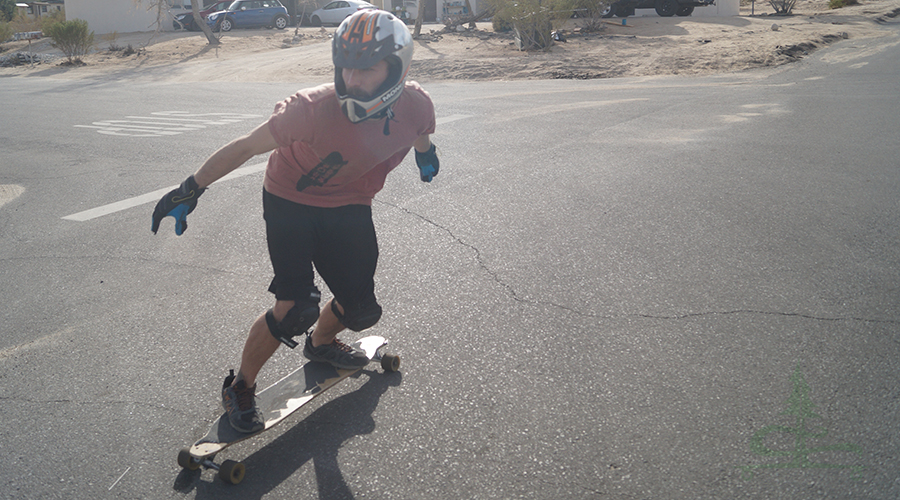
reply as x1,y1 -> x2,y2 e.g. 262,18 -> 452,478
190,335 -> 387,458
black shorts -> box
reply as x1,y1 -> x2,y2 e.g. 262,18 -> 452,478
263,189 -> 378,313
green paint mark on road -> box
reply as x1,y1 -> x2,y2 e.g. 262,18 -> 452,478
738,364 -> 864,480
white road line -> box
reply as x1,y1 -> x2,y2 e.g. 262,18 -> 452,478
124,116 -> 246,124
437,114 -> 471,125
95,120 -> 207,129
61,114 -> 473,222
62,186 -> 176,222
61,162 -> 267,222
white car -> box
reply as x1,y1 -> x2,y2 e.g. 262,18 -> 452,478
403,0 -> 418,21
310,0 -> 376,27
389,0 -> 417,23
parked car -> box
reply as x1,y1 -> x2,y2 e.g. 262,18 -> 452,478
207,0 -> 290,31
602,0 -> 715,17
173,0 -> 232,31
310,0 -> 376,27
293,0 -> 319,26
393,0 -> 417,23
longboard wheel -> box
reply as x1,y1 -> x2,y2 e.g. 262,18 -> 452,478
177,448 -> 200,471
219,459 -> 245,484
380,353 -> 400,372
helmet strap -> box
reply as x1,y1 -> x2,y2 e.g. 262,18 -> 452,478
382,107 -> 395,136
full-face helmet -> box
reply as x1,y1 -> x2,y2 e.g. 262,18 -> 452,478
333,10 -> 413,123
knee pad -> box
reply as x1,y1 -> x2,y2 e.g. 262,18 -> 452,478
332,300 -> 382,332
266,301 -> 320,349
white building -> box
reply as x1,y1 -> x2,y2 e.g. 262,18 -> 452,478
63,0 -> 192,35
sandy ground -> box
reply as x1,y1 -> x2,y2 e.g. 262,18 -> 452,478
1,0 -> 899,82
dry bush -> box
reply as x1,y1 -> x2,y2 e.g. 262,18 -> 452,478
46,19 -> 94,64
769,0 -> 797,14
488,0 -> 573,50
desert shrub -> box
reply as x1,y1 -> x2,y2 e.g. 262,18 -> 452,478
492,13 -> 513,32
101,31 -> 121,51
488,0 -> 573,50
769,0 -> 797,15
513,10 -> 553,51
570,0 -> 609,32
828,0 -> 858,8
0,21 -> 12,43
45,19 -> 94,63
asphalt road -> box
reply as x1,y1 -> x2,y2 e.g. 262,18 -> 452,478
1,22 -> 898,499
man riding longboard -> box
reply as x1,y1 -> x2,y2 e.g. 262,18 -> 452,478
153,9 -> 438,437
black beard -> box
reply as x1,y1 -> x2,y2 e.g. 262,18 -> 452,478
345,88 -> 375,100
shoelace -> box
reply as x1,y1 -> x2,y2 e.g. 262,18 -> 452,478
234,384 -> 257,411
331,339 -> 354,353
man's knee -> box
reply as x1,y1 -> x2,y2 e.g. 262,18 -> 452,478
332,299 -> 382,332
266,298 -> 320,349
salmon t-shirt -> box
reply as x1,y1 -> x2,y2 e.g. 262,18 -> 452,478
263,81 -> 436,208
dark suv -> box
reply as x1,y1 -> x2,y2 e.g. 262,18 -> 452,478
603,0 -> 715,17
206,0 -> 290,31
173,0 -> 232,31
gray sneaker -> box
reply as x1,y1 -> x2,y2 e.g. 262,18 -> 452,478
221,371 -> 264,433
303,335 -> 369,369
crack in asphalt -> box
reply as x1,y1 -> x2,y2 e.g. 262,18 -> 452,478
376,199 -> 526,303
378,200 -> 898,326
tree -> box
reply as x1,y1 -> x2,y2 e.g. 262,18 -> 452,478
189,0 -> 221,45
138,0 -> 220,45
1,0 -> 16,23
463,0 -> 476,28
413,0 -> 424,36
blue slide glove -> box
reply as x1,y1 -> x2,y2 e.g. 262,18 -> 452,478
415,143 -> 440,182
151,175 -> 205,236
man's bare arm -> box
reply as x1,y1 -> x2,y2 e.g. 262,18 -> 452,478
193,122 -> 280,189
413,133 -> 432,153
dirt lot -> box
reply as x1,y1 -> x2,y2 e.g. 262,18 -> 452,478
1,0 -> 899,82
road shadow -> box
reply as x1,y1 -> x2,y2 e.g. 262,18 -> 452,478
174,369 -> 402,499
178,44 -> 218,64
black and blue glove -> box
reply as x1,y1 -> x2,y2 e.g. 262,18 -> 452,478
151,175 -> 205,236
415,143 -> 440,182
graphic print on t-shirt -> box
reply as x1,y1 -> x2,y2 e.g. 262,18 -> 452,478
295,152 -> 349,192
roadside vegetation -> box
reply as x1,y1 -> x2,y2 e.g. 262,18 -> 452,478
46,19 -> 94,64
446,0 -> 608,50
0,5 -> 97,66
1,3 -> 64,40
829,0 -> 859,8
1,6 -> 134,66
1,3 -> 68,62
769,0 -> 798,13
0,0 -> 14,26
0,22 -> 12,46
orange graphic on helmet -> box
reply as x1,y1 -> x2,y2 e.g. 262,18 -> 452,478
342,11 -> 376,45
